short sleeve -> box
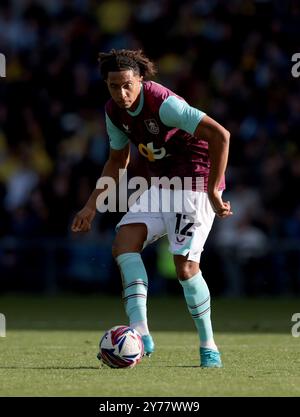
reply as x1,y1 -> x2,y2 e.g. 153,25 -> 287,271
159,96 -> 206,134
105,113 -> 129,150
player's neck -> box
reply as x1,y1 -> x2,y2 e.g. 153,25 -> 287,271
128,83 -> 142,112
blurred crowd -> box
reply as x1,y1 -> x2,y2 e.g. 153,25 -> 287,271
0,0 -> 300,294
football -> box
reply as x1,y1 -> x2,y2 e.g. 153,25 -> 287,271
97,325 -> 144,369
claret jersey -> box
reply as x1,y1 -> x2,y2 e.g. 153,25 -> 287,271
105,81 -> 225,191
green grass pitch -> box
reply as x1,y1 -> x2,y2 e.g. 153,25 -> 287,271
0,295 -> 300,396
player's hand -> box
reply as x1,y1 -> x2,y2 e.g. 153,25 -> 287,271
71,206 -> 96,232
208,190 -> 233,219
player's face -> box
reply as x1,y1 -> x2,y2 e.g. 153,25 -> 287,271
106,70 -> 143,110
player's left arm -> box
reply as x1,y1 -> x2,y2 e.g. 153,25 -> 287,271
159,96 -> 232,218
194,115 -> 232,218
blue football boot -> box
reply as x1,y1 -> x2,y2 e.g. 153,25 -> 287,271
142,334 -> 155,357
200,347 -> 223,368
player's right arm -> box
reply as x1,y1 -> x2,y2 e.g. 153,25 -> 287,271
71,144 -> 130,233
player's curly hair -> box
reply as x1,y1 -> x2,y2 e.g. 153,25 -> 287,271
98,49 -> 157,80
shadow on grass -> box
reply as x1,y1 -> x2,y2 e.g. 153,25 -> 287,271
0,366 -> 99,370
0,365 -> 201,370
1,295 -> 299,333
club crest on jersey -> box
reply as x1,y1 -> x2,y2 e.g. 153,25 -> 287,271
144,119 -> 159,134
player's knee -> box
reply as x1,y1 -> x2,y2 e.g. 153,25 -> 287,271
175,259 -> 199,280
112,234 -> 143,259
112,224 -> 147,259
112,242 -> 141,258
112,239 -> 129,258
